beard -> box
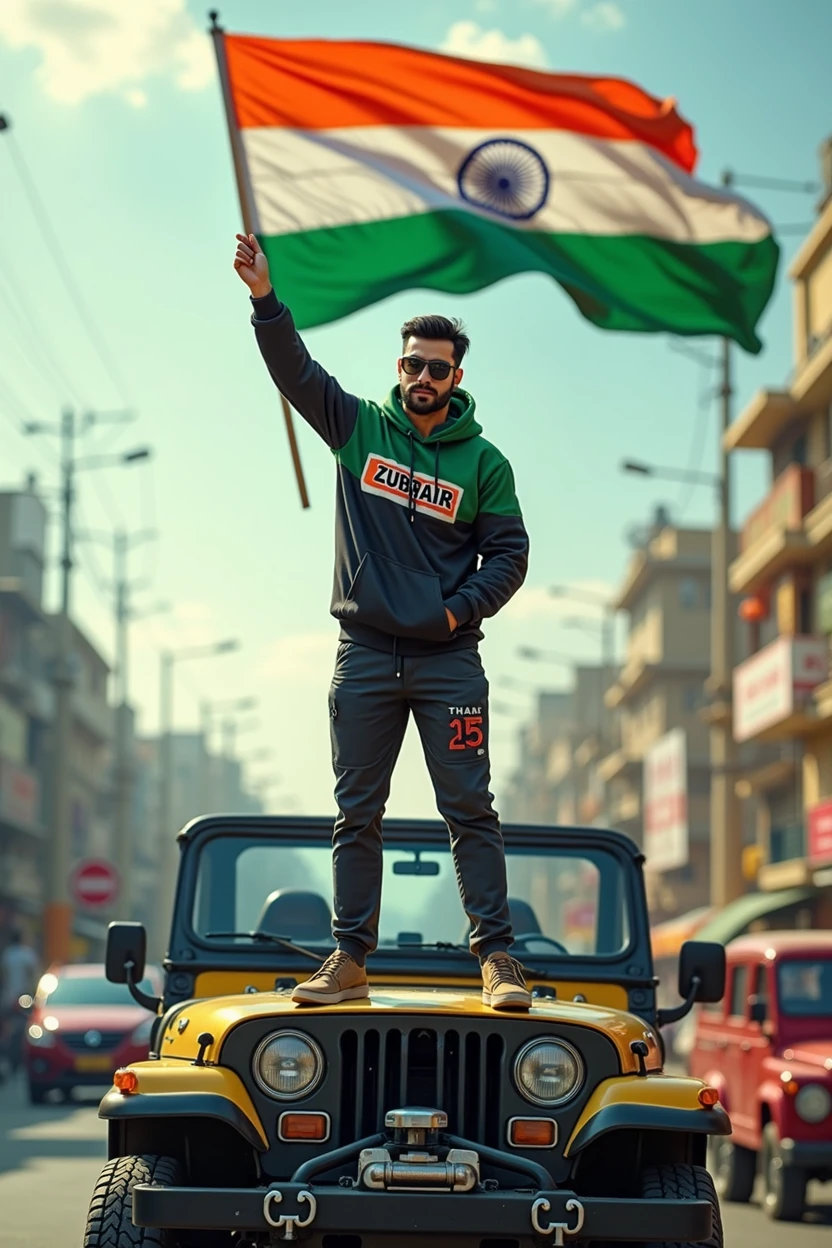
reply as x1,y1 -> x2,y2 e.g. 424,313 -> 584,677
402,379 -> 454,415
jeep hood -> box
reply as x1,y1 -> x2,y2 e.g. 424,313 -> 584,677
783,1039 -> 832,1070
157,986 -> 662,1076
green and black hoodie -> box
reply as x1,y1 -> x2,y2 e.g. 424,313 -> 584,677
251,292 -> 529,655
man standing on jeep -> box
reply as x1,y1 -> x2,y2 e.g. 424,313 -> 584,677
234,233 -> 530,1011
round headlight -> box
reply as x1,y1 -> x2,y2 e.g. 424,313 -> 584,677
795,1083 -> 832,1124
514,1038 -> 584,1106
253,1031 -> 324,1100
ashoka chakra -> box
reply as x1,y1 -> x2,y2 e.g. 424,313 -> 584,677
457,138 -> 549,221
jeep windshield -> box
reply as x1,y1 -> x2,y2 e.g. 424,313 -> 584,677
778,957 -> 832,1017
191,833 -> 631,958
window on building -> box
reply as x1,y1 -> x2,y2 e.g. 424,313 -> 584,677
678,578 -> 698,609
792,434 -> 807,466
729,965 -> 749,1018
683,685 -> 700,713
799,587 -> 813,636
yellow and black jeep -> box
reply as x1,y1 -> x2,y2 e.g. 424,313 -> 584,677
84,815 -> 730,1248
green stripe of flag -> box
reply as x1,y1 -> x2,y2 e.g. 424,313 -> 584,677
260,209 -> 779,353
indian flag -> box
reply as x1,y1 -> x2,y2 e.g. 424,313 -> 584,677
221,35 -> 779,353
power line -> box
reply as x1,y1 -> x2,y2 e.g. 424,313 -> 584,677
0,247 -> 84,406
0,369 -> 60,467
2,126 -> 132,407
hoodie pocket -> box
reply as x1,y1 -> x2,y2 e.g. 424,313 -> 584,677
337,551 -> 450,641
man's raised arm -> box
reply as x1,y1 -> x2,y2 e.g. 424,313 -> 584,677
234,233 -> 359,451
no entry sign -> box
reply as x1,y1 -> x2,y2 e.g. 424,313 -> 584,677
70,859 -> 120,909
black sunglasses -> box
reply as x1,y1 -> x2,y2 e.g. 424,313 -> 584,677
400,355 -> 455,381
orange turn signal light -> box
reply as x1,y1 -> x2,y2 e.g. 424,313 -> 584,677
278,1113 -> 330,1142
509,1118 -> 557,1148
698,1087 -> 719,1107
114,1068 -> 138,1095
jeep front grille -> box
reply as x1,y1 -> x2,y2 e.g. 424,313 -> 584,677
339,1026 -> 506,1146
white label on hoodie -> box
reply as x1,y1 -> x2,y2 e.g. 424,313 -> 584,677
360,453 -> 464,523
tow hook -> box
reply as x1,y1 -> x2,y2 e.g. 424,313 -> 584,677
262,1189 -> 317,1239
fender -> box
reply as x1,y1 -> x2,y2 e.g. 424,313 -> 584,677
702,1068 -> 730,1115
99,1060 -> 267,1150
758,1079 -> 788,1134
565,1075 -> 731,1157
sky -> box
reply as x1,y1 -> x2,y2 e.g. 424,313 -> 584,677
0,0 -> 829,823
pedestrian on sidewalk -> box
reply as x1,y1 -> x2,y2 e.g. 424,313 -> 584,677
234,233 -> 530,1010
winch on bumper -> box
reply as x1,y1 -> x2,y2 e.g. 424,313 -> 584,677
130,1107 -> 715,1243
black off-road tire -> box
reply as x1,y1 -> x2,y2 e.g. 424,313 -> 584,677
84,1154 -> 181,1247
707,1136 -> 756,1203
640,1163 -> 723,1248
761,1122 -> 806,1222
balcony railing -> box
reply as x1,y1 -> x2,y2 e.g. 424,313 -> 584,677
740,464 -> 815,553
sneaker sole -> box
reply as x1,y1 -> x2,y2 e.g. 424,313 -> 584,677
291,983 -> 370,1006
482,990 -> 532,1011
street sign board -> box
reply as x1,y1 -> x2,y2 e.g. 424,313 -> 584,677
70,859 -> 120,909
643,728 -> 688,873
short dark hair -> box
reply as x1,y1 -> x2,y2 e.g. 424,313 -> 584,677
400,315 -> 470,366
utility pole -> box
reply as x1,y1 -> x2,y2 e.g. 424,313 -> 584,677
111,528 -> 157,918
708,209 -> 744,906
154,640 -> 240,951
222,717 -> 236,810
43,408 -> 76,965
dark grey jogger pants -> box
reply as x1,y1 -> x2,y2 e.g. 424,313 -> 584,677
327,640 -> 513,964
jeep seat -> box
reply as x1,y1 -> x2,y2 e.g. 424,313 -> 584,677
255,889 -> 333,942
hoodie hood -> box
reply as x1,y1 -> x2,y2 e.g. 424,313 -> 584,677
383,386 -> 482,443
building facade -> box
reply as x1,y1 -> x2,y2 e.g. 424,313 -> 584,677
727,139 -> 832,924
600,512 -> 717,919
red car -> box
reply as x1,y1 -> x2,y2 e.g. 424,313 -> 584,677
689,931 -> 832,1221
24,962 -> 161,1104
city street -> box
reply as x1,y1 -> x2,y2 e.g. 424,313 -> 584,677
1,1073 -> 830,1248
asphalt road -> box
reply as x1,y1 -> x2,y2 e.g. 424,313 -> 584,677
0,1074 -> 830,1247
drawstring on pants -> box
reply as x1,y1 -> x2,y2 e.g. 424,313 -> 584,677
392,636 -> 401,680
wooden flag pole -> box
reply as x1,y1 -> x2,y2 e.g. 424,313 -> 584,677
209,10 -> 310,509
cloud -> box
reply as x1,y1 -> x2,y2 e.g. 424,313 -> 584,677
503,581 -> 614,621
534,0 -> 626,30
260,633 -> 337,683
533,0 -> 578,16
0,0 -> 214,106
475,0 -> 500,11
582,2 -> 626,31
440,21 -> 549,69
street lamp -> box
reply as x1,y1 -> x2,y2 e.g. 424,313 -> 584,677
156,638 -> 241,945
198,696 -> 259,811
548,584 -> 619,823
620,447 -> 741,904
517,645 -> 576,666
620,459 -> 720,491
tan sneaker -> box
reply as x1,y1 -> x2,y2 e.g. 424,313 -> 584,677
481,953 -> 531,1011
292,950 -> 369,1006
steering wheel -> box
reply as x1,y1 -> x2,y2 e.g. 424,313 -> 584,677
512,932 -> 569,955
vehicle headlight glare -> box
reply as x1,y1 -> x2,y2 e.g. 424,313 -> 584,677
795,1083 -> 832,1124
253,1031 -> 324,1100
514,1038 -> 584,1106
27,1024 -> 55,1048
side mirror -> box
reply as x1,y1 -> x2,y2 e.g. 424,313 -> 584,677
749,995 -> 767,1025
106,921 -> 147,984
679,940 -> 726,1004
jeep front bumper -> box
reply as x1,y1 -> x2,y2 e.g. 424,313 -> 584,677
132,1183 -> 713,1243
